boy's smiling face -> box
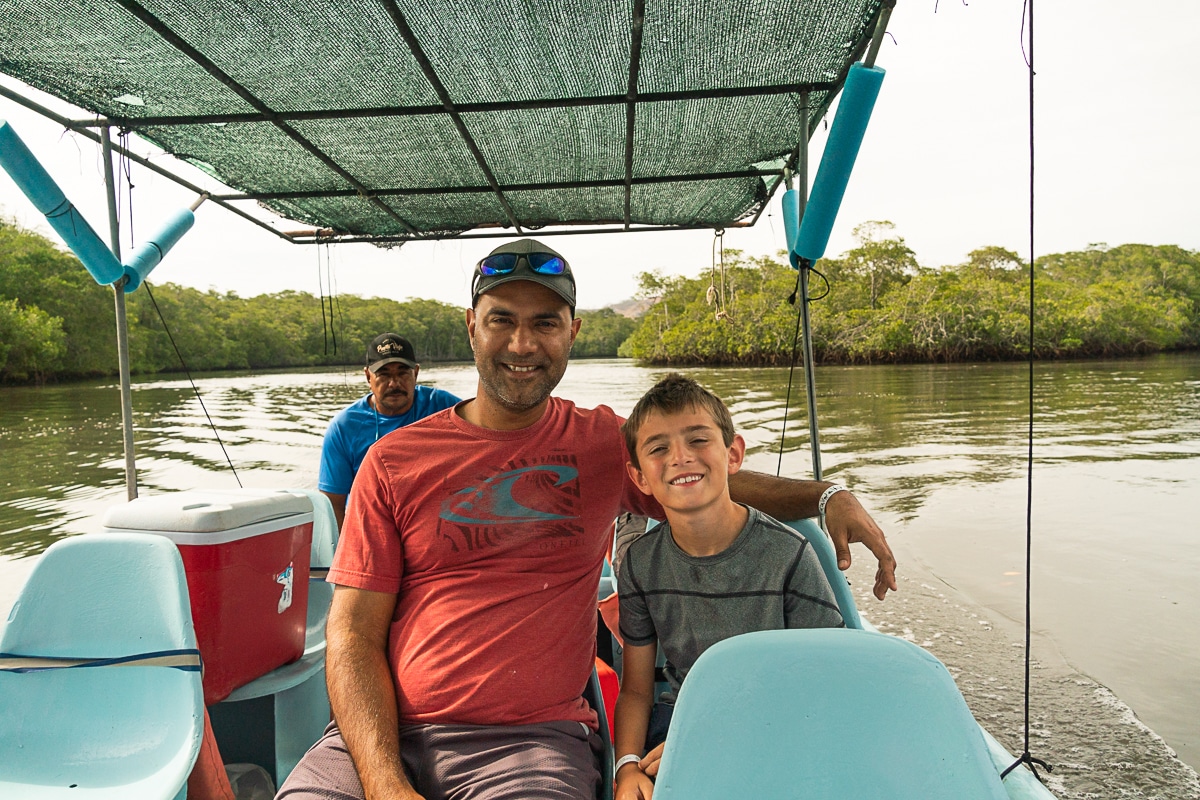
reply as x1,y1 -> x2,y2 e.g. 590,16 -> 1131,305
627,406 -> 746,516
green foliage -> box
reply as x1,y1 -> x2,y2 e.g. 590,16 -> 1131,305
827,221 -> 918,311
1035,244 -> 1200,352
0,297 -> 66,381
5,216 -> 1198,377
0,218 -> 117,377
826,246 -> 1030,362
0,218 -> 473,383
621,224 -> 1200,365
619,253 -> 801,364
573,308 -> 637,358
120,287 -> 474,376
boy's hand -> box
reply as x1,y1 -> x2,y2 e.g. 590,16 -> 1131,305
615,762 -> 656,800
824,489 -> 898,600
639,742 -> 666,777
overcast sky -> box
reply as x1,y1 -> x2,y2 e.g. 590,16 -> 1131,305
1,0 -> 1196,311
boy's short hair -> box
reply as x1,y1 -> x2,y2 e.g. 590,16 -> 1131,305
622,373 -> 736,469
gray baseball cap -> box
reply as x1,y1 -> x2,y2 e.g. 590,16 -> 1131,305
471,238 -> 576,312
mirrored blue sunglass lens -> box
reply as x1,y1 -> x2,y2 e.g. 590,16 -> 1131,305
527,254 -> 566,274
478,254 -> 519,275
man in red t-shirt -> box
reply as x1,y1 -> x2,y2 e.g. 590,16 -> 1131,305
279,238 -> 897,800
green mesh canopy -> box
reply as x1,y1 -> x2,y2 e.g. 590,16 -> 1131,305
0,0 -> 886,242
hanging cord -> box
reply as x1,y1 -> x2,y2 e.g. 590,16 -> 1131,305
142,282 -> 243,488
319,241 -> 355,389
776,267 -> 806,476
317,236 -> 330,356
1002,0 -> 1051,782
707,229 -> 732,321
118,130 -> 135,249
329,242 -> 347,357
791,266 -> 830,303
776,261 -> 831,475
325,242 -> 339,356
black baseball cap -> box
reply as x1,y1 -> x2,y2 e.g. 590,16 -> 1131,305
366,333 -> 417,373
471,238 -> 576,312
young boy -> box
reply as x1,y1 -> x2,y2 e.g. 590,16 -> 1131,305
613,374 -> 845,800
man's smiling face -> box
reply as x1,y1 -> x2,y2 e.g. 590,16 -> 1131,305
467,280 -> 580,421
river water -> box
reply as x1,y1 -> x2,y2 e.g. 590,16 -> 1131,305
2,355 -> 1198,796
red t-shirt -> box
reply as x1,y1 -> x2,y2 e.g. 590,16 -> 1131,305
329,397 -> 662,729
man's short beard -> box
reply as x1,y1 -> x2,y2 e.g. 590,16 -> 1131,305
482,379 -> 551,413
473,350 -> 567,414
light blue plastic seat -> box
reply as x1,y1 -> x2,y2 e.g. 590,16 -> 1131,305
291,487 -> 338,647
782,517 -> 863,630
0,533 -> 204,800
598,555 -> 616,601
653,628 -> 1009,800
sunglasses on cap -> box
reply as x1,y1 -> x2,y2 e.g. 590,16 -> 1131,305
476,252 -> 568,276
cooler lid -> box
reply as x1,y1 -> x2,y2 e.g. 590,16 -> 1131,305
101,489 -> 314,533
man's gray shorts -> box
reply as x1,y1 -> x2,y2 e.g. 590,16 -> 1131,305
277,720 -> 603,800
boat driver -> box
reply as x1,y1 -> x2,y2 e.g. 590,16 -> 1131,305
280,238 -> 898,800
318,333 -> 460,530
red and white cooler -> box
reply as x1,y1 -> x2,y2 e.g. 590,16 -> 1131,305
102,489 -> 313,704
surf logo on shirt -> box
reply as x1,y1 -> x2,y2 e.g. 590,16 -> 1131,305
438,459 -> 583,550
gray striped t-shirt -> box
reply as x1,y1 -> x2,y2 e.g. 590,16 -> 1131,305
617,506 -> 844,702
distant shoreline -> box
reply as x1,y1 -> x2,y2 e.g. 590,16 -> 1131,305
7,349 -> 1200,389
631,346 -> 1200,369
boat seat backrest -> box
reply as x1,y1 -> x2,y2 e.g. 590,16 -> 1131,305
0,533 -> 204,799
1,531 -> 196,658
286,489 -> 338,638
782,517 -> 863,629
652,628 -> 1009,800
293,488 -> 339,567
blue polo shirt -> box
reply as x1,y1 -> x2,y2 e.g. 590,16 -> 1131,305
318,386 -> 460,495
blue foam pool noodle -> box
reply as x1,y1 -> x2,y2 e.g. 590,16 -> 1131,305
794,63 -> 886,264
0,119 -> 124,285
121,208 -> 195,292
782,188 -> 801,254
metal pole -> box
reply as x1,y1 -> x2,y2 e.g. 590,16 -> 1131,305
864,4 -> 894,69
796,92 -> 823,481
101,126 -> 138,501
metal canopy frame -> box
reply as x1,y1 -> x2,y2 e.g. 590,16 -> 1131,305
1,0 -> 894,246
0,0 -> 895,502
